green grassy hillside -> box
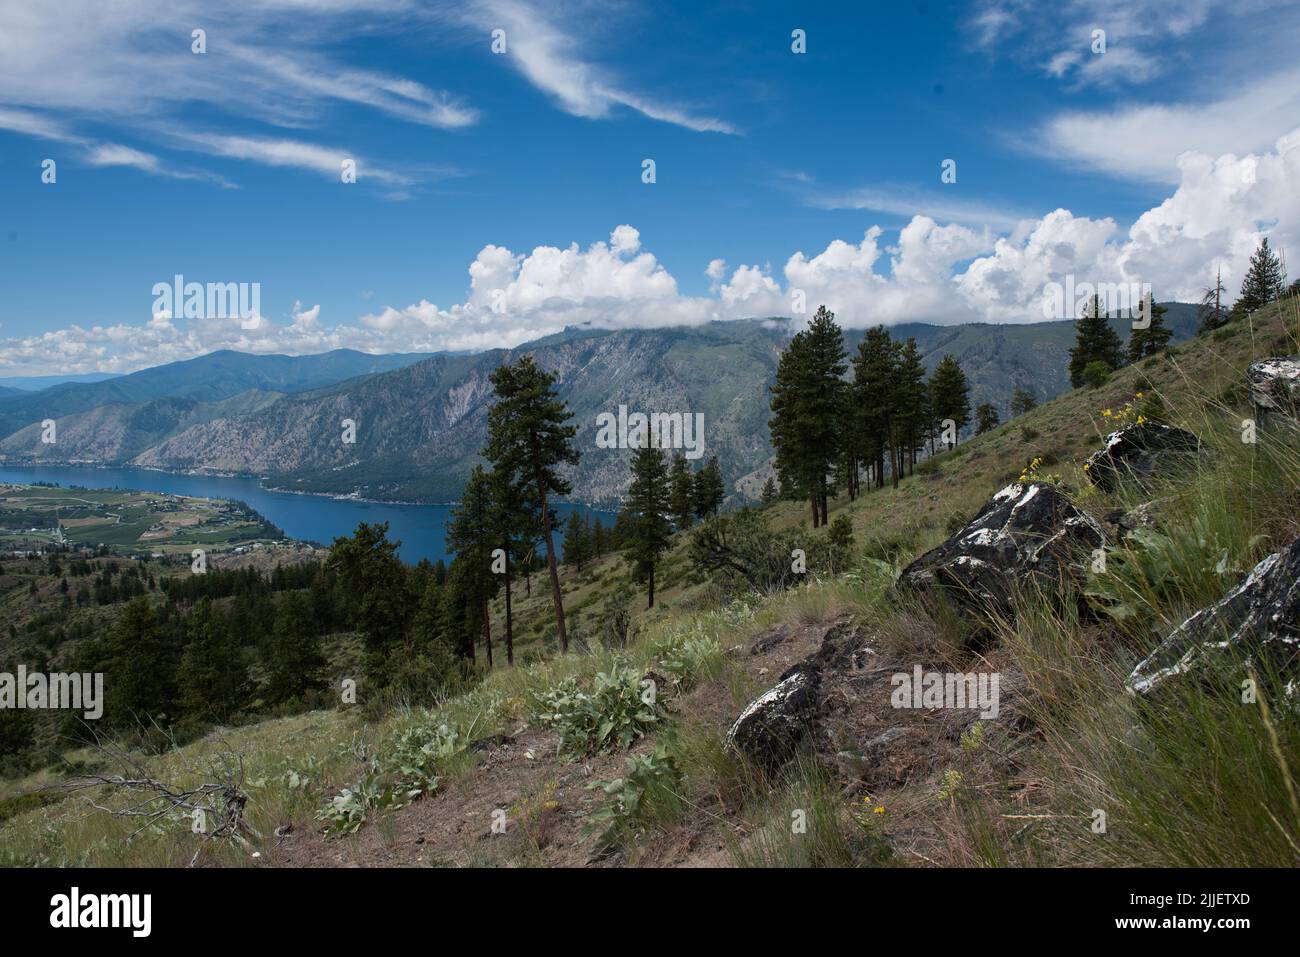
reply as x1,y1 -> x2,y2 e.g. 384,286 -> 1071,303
2,296 -> 1296,868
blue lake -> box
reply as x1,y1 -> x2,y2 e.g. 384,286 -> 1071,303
0,464 -> 615,565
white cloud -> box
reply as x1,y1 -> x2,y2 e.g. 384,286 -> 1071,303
0,0 -> 470,188
173,132 -> 412,186
1032,67 -> 1300,182
969,0 -> 1254,88
5,128 -> 1299,374
0,0 -> 473,130
84,143 -> 162,172
806,184 -> 1030,231
466,0 -> 736,134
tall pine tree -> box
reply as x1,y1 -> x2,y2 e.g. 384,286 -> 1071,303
446,466 -> 501,668
692,455 -> 726,519
894,338 -> 928,475
928,354 -> 971,450
484,357 -> 580,653
852,326 -> 897,490
770,305 -> 846,524
669,453 -> 694,529
562,510 -> 590,570
625,440 -> 672,608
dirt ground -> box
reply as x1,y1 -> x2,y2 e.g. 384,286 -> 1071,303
269,615 -> 1033,868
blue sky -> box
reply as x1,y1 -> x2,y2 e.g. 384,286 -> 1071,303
1,0 -> 1298,374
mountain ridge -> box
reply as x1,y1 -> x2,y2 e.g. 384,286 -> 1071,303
0,307 -> 1201,505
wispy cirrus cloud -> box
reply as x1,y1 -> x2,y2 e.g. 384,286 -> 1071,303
0,0 -> 473,189
967,0 -> 1255,88
466,0 -> 738,134
0,0 -> 735,194
0,106 -> 227,183
804,183 -> 1030,232
169,132 -> 432,189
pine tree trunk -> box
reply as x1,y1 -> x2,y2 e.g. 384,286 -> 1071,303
648,564 -> 655,609
482,597 -> 493,669
538,478 -> 568,652
503,560 -> 514,666
810,493 -> 819,528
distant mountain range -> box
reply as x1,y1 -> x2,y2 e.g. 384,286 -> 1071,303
0,306 -> 1200,505
0,349 -> 434,438
0,371 -> 120,392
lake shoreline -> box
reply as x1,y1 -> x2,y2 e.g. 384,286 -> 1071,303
0,463 -> 616,565
0,459 -> 612,511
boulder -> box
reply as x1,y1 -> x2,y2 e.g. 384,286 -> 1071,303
1128,536 -> 1300,696
1084,422 -> 1205,492
897,482 -> 1106,619
1248,356 -> 1300,420
725,662 -> 820,769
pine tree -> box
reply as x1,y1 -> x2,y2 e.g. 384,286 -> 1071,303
836,362 -> 865,501
1127,291 -> 1173,362
410,577 -> 447,651
852,326 -> 897,490
326,522 -> 411,667
177,598 -> 250,724
760,475 -> 778,505
440,560 -> 478,663
625,440 -> 672,608
90,596 -> 178,727
446,466 -> 501,668
487,462 -> 529,665
768,306 -> 846,526
1068,294 -> 1124,387
265,591 -> 327,705
975,403 -> 999,435
928,354 -> 971,449
1009,388 -> 1037,417
692,455 -> 726,519
1198,267 -> 1228,332
669,454 -> 694,529
1237,237 -> 1286,313
893,338 -> 928,475
484,357 -> 580,653
562,510 -> 590,570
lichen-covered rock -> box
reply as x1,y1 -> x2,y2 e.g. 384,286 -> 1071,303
1084,422 -> 1205,492
897,482 -> 1106,618
1248,356 -> 1300,420
1128,535 -> 1300,696
725,662 -> 820,769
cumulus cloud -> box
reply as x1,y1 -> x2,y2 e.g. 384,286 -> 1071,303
4,129 -> 1298,374
353,226 -> 714,353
